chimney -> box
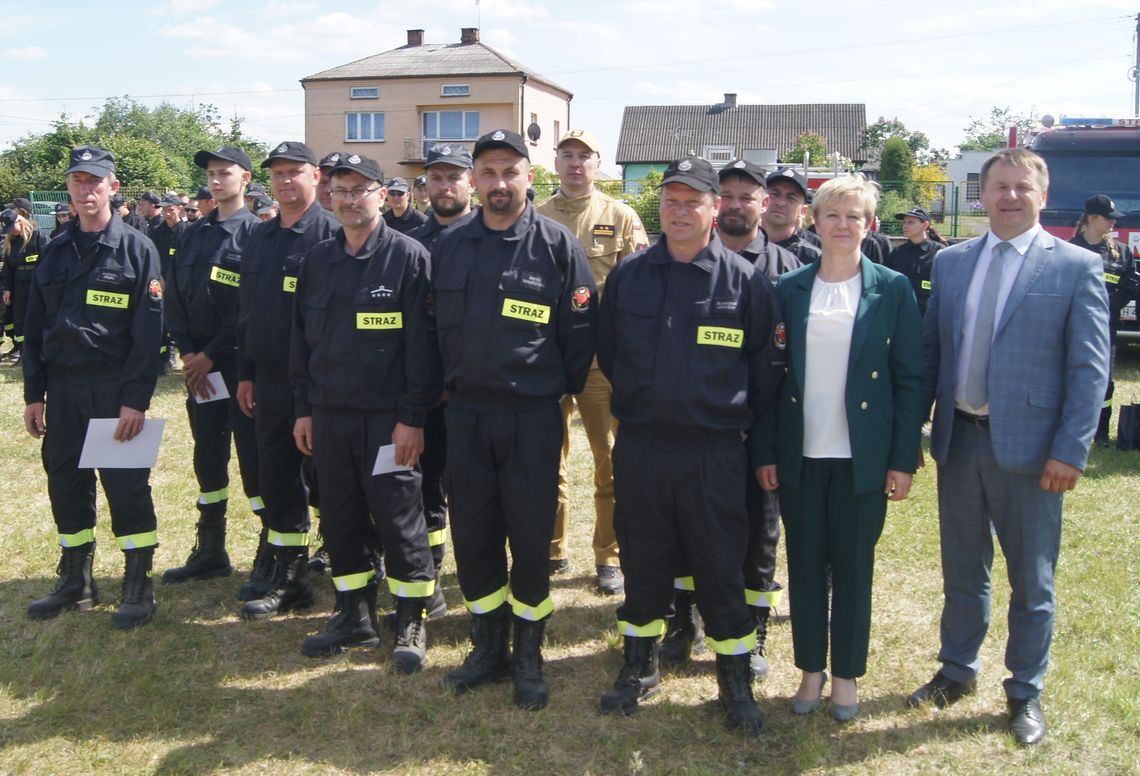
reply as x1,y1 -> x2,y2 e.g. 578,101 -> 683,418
407,29 -> 424,47
461,27 -> 480,44
724,93 -> 737,108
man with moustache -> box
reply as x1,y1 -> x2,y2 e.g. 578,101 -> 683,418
434,129 -> 596,710
761,169 -> 822,264
413,175 -> 430,214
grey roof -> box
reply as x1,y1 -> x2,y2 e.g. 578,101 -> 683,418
302,42 -> 571,96
615,103 -> 866,165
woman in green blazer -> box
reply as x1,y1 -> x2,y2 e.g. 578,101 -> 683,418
756,175 -> 924,720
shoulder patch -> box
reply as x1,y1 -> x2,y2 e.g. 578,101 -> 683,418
571,285 -> 591,313
774,321 -> 786,350
148,278 -> 163,302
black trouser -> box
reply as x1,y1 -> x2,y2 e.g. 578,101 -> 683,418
743,467 -> 781,597
311,406 -> 432,594
613,428 -> 754,650
10,277 -> 31,347
184,353 -> 260,525
42,376 -> 157,547
445,402 -> 560,614
253,373 -> 308,539
421,403 -> 448,568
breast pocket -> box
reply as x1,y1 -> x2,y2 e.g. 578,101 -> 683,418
281,253 -> 304,295
691,297 -> 745,362
85,267 -> 135,324
433,264 -> 468,331
208,250 -> 242,295
613,291 -> 658,373
301,288 -> 331,348
498,270 -> 557,335
354,303 -> 403,342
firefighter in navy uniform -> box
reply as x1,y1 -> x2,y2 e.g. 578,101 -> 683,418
151,194 -> 186,369
1069,193 -> 1139,446
1,201 -> 48,365
22,145 -> 164,629
762,168 -> 822,264
434,129 -> 596,711
163,146 -> 265,594
290,153 -> 439,672
886,207 -> 945,317
596,157 -> 785,735
235,141 -> 340,619
407,142 -> 479,620
383,177 -> 429,235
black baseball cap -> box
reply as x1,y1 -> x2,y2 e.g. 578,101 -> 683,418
0,208 -> 17,234
193,186 -> 213,201
765,167 -> 809,199
252,195 -> 276,215
424,143 -> 474,169
318,151 -> 344,170
895,207 -> 932,222
5,196 -> 32,212
245,182 -> 267,197
53,202 -> 70,215
110,194 -> 125,208
65,145 -> 116,177
473,129 -> 529,161
718,158 -> 767,187
388,176 -> 410,193
329,152 -> 383,183
138,191 -> 161,205
194,145 -> 252,172
414,175 -> 427,186
159,193 -> 183,208
262,140 -> 317,168
1084,193 -> 1125,219
659,156 -> 719,193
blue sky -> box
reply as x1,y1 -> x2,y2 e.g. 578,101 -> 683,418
1,0 -> 1134,173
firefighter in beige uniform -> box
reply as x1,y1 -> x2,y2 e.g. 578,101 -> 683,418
537,129 -> 649,594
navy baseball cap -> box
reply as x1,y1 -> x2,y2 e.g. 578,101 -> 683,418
387,177 -> 410,193
262,140 -> 317,168
1084,194 -> 1125,219
765,167 -> 809,199
252,195 -> 277,215
193,186 -> 213,201
473,129 -> 529,161
318,151 -> 344,170
424,143 -> 474,169
660,156 -> 719,193
0,208 -> 18,234
895,207 -> 932,222
5,196 -> 32,212
329,153 -> 383,182
159,193 -> 183,208
194,145 -> 252,172
138,191 -> 161,205
718,158 -> 767,187
54,202 -> 70,215
414,175 -> 427,186
110,193 -> 125,208
65,145 -> 116,177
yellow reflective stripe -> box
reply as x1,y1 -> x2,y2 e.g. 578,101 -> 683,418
267,530 -> 309,547
696,326 -> 743,348
674,576 -> 695,592
464,585 -> 509,614
618,619 -> 666,638
59,528 -> 96,548
25,254 -> 38,263
426,529 -> 445,547
209,265 -> 239,287
116,530 -> 158,550
168,247 -> 176,256
501,298 -> 551,324
745,588 -> 784,608
920,280 -> 932,290
311,507 -> 321,518
333,569 -> 376,591
510,594 -> 553,621
388,576 -> 436,598
1104,398 -> 1113,408
356,311 -> 403,330
283,276 -> 297,293
86,289 -> 129,309
13,335 -> 24,343
706,630 -> 758,656
198,487 -> 229,505
248,496 -> 265,512
1105,272 -> 1120,285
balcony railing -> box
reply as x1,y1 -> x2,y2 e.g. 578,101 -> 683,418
402,138 -> 477,162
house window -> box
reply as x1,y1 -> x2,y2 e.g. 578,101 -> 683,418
966,172 -> 980,202
553,120 -> 560,143
703,145 -> 735,166
350,86 -> 379,99
441,84 -> 471,97
346,112 -> 385,142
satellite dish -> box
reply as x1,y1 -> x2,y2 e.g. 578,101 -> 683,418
526,123 -> 541,142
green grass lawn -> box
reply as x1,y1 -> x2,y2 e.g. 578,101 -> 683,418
0,351 -> 1137,775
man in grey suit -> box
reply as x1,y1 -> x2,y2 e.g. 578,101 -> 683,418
911,148 -> 1109,745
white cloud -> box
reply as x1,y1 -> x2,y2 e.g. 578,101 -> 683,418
1,47 -> 47,61
155,0 -> 222,14
262,0 -> 317,14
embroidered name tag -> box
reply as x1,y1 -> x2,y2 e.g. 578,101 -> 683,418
502,298 -> 551,323
87,289 -> 129,309
921,280 -> 932,290
210,265 -> 239,287
592,224 -> 615,238
283,276 -> 297,293
26,254 -> 38,263
697,326 -> 743,348
357,312 -> 403,329
1105,272 -> 1120,285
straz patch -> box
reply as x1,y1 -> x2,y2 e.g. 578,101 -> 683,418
920,280 -> 932,290
592,224 -> 616,239
283,276 -> 297,293
25,253 -> 38,264
1105,272 -> 1120,285
502,298 -> 551,324
773,322 -> 786,351
697,325 -> 743,349
357,311 -> 403,330
148,279 -> 163,302
87,289 -> 129,309
210,265 -> 239,287
571,285 -> 591,313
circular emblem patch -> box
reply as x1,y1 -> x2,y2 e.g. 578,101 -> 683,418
348,154 -> 361,164
492,130 -> 506,141
678,160 -> 692,171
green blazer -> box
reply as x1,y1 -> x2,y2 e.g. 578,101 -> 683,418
755,257 -> 924,495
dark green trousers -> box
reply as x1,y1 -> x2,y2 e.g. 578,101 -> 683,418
779,457 -> 887,679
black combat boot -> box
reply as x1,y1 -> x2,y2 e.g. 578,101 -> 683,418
301,582 -> 380,657
236,526 -> 275,601
600,636 -> 662,715
162,520 -> 232,583
1094,406 -> 1112,448
512,617 -> 549,711
425,571 -> 448,621
658,590 -> 704,667
391,596 -> 428,674
308,543 -> 330,574
242,546 -> 315,620
443,608 -> 512,694
716,652 -> 765,736
28,543 -> 99,619
750,605 -> 772,680
113,548 -> 156,629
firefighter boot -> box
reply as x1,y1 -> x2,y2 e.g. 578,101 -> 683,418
425,570 -> 448,621
236,526 -> 275,601
512,616 -> 549,711
301,582 -> 380,657
28,542 -> 99,619
1095,405 -> 1112,448
717,652 -> 765,736
113,548 -> 156,630
162,519 -> 232,583
600,636 -> 662,715
392,596 -> 428,674
443,607 -> 512,694
242,546 -> 316,620
658,590 -> 704,667
750,605 -> 772,680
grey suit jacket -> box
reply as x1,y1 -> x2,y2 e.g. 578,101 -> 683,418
922,229 -> 1110,474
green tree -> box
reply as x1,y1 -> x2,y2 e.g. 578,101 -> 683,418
861,116 -> 948,166
621,170 -> 663,233
880,136 -> 914,183
784,131 -> 828,165
959,106 -> 1040,151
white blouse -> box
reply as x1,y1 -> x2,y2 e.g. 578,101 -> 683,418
803,273 -> 861,459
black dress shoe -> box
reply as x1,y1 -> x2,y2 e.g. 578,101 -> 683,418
906,671 -> 977,708
1008,697 -> 1047,745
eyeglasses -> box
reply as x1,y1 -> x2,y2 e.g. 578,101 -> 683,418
388,191 -> 407,197
330,186 -> 381,201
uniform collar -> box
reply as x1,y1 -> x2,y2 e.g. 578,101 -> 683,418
648,231 -> 724,273
464,201 -> 537,242
205,206 -> 257,234
278,200 -> 326,234
730,229 -> 771,259
333,219 -> 389,262
69,212 -> 126,250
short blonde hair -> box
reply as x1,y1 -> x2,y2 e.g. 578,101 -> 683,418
811,174 -> 879,222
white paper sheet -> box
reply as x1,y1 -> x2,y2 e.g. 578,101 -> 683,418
372,443 -> 413,476
78,418 -> 166,469
192,372 -> 230,404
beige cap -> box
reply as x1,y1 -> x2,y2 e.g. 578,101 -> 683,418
556,129 -> 601,154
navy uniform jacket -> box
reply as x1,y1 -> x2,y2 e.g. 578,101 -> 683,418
165,206 -> 258,360
431,203 -> 597,410
22,215 -> 163,411
861,231 -> 891,264
238,201 -> 339,382
150,219 -> 185,282
383,206 -> 429,235
887,238 -> 942,316
1069,233 -> 1138,337
597,233 -> 786,443
2,230 -> 48,293
734,229 -> 802,284
289,222 -> 441,426
408,211 -> 476,255
773,228 -> 822,264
